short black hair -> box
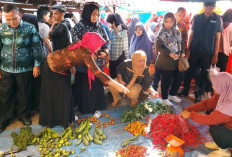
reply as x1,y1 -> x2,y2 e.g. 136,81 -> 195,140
37,6 -> 50,21
204,2 -> 216,7
0,7 -> 2,12
177,7 -> 186,13
3,4 -> 19,13
51,4 -> 66,13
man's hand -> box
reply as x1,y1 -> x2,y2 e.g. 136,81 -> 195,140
98,52 -> 107,58
180,110 -> 190,119
33,66 -> 40,78
211,55 -> 218,65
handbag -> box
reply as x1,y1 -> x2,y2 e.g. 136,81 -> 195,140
178,56 -> 189,72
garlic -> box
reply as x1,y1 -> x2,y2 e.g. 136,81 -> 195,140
144,104 -> 153,112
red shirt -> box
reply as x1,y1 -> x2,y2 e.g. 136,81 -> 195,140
186,94 -> 232,129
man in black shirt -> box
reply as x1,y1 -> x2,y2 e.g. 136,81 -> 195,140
179,1 -> 223,102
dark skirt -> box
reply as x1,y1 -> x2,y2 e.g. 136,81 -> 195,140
39,61 -> 74,128
73,72 -> 106,114
209,125 -> 232,149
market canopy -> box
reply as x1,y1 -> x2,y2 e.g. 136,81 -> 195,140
160,0 -> 231,2
52,0 -> 129,6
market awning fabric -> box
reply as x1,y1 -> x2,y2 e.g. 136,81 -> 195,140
160,0 -> 230,2
58,0 -> 129,6
85,0 -> 128,6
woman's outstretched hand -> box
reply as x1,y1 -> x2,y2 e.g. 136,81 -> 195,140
108,79 -> 129,94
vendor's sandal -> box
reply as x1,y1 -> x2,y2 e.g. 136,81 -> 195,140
205,142 -> 220,150
111,99 -> 121,106
131,99 -> 138,107
208,149 -> 231,157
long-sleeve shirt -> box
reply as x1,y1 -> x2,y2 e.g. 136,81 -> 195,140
71,21 -> 109,72
186,94 -> 232,129
155,39 -> 179,71
49,20 -> 71,51
47,45 -> 111,84
0,21 -> 42,73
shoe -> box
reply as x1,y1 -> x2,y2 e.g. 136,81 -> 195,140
177,90 -> 188,97
18,117 -> 32,126
161,99 -> 173,106
208,149 -> 231,157
205,142 -> 220,150
168,95 -> 181,103
195,95 -> 202,103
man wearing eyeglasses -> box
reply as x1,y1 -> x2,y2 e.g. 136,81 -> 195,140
0,4 -> 42,133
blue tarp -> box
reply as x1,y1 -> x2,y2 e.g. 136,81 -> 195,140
0,98 -> 214,157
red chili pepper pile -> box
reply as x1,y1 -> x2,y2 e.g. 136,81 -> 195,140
116,145 -> 148,157
149,114 -> 204,150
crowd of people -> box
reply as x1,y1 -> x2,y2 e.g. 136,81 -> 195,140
0,2 -> 232,156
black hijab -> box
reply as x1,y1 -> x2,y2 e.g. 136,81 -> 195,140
106,13 -> 127,30
81,3 -> 99,28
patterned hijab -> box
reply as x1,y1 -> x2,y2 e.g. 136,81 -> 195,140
210,71 -> 232,116
68,32 -> 106,90
156,12 -> 182,54
126,50 -> 147,89
129,22 -> 153,63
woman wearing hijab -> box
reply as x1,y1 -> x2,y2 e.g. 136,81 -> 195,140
106,13 -> 129,78
47,32 -> 128,93
217,9 -> 232,72
109,50 -> 159,107
127,14 -> 140,46
72,2 -> 110,114
155,12 -> 184,106
181,69 -> 232,157
129,22 -> 153,65
39,32 -> 128,128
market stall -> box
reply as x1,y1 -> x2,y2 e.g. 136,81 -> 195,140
0,98 -> 213,157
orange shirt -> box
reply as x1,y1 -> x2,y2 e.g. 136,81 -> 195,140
186,94 -> 232,129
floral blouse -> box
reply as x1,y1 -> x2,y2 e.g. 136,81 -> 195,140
72,21 -> 109,72
47,46 -> 110,84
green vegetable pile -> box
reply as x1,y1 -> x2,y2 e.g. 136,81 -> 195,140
122,101 -> 175,123
11,126 -> 35,150
6,119 -> 108,157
